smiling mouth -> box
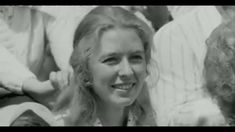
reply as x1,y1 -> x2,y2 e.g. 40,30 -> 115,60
111,83 -> 135,90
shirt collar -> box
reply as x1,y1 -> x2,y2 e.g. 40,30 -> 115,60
93,111 -> 136,126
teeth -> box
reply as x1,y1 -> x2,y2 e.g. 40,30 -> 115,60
113,84 -> 133,90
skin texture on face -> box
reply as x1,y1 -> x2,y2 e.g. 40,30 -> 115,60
89,28 -> 147,109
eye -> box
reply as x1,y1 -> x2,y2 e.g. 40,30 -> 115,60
102,57 -> 119,65
130,54 -> 144,63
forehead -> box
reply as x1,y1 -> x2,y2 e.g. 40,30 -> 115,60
95,28 -> 144,54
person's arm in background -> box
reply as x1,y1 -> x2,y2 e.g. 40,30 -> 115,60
0,45 -> 59,109
0,18 -> 37,96
0,10 -> 62,109
21,10 -> 78,108
0,45 -> 60,108
24,11 -> 77,108
0,46 -> 36,95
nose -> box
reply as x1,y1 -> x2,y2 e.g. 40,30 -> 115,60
118,58 -> 134,80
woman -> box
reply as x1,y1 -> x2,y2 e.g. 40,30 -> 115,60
52,6 -> 156,126
204,19 -> 235,126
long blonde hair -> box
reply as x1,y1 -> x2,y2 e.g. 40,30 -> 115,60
54,6 -> 155,126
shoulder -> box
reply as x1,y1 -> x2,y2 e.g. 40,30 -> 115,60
154,6 -> 219,45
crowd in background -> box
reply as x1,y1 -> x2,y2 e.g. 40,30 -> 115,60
0,5 -> 234,126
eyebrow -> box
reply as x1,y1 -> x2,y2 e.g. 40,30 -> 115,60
99,53 -> 119,61
99,50 -> 145,60
131,50 -> 145,54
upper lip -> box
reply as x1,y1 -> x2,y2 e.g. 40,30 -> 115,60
111,83 -> 135,88
112,82 -> 135,86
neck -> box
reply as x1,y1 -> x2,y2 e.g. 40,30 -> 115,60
96,101 -> 128,126
216,6 -> 235,23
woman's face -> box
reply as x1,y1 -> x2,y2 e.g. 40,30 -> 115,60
89,28 -> 147,108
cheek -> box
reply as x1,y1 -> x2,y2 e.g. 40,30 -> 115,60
91,65 -> 117,102
91,64 -> 116,87
133,63 -> 147,81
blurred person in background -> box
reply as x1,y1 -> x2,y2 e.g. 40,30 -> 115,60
0,6 -> 74,126
167,6 -> 199,20
150,6 -> 235,126
204,18 -> 235,126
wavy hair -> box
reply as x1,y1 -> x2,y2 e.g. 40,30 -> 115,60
54,6 -> 156,126
204,19 -> 235,125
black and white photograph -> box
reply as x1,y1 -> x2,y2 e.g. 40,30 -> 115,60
0,5 -> 234,126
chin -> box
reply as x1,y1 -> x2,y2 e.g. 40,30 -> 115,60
112,97 -> 136,107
